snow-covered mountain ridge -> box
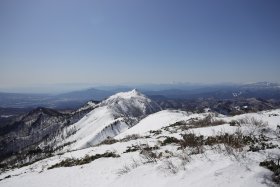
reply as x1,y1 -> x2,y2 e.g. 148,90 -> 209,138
1,90 -> 280,187
100,89 -> 160,117
1,109 -> 280,187
58,89 -> 161,150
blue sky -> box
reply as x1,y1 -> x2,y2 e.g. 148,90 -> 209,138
0,0 -> 280,89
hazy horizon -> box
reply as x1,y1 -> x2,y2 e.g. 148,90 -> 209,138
1,0 -> 280,88
0,81 -> 278,94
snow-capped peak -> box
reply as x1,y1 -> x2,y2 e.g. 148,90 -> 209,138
57,89 -> 161,150
100,89 -> 160,117
106,89 -> 144,100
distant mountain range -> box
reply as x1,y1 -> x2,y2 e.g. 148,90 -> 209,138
0,88 -> 114,109
0,82 -> 280,109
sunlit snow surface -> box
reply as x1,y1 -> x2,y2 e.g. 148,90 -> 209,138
58,89 -> 160,150
1,109 -> 280,187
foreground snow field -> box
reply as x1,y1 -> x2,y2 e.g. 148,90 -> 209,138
1,109 -> 280,187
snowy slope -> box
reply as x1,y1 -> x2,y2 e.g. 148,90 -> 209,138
75,101 -> 99,113
117,110 -> 200,138
58,89 -> 160,150
0,151 -> 272,187
1,109 -> 280,187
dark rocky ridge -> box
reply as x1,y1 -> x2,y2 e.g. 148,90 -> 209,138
0,101 -> 99,166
